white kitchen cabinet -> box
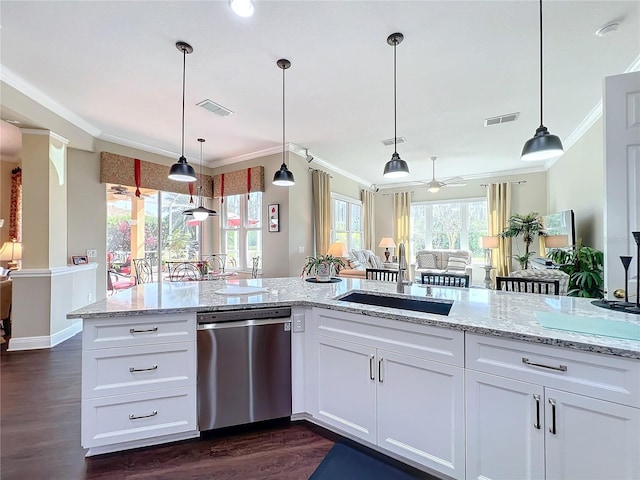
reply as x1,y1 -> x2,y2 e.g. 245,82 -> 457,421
309,307 -> 465,479
466,334 -> 640,480
81,313 -> 198,456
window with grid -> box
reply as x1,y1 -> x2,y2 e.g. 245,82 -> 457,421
410,198 -> 487,263
221,192 -> 262,270
331,194 -> 362,253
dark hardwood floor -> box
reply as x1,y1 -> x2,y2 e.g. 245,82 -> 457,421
1,334 -> 334,480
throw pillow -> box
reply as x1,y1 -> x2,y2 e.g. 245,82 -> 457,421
446,255 -> 468,272
363,250 -> 383,269
351,250 -> 367,265
417,253 -> 437,269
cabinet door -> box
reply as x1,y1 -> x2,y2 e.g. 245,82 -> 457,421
377,350 -> 465,479
545,388 -> 640,480
314,335 -> 377,443
466,370 -> 545,480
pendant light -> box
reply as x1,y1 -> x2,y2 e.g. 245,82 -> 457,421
168,41 -> 197,182
182,138 -> 218,221
273,58 -> 295,186
521,0 -> 564,162
383,32 -> 409,179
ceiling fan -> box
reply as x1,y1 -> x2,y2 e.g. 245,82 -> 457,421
421,157 -> 466,193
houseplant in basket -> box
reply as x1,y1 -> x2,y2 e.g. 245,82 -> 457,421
301,254 -> 346,282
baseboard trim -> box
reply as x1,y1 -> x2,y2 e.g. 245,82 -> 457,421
7,320 -> 83,351
85,431 -> 200,457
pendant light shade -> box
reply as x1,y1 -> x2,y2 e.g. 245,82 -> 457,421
168,42 -> 197,182
383,33 -> 409,179
273,58 -> 295,187
182,138 -> 218,220
521,0 -> 564,162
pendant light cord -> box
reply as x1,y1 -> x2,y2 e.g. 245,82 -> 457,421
181,48 -> 186,158
282,66 -> 286,166
539,0 -> 544,128
393,39 -> 397,155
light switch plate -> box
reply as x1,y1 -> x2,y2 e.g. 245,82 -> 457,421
298,246 -> 304,254
87,249 -> 97,258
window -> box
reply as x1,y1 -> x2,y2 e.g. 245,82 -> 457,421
331,194 -> 362,252
410,198 -> 487,262
221,192 -> 262,270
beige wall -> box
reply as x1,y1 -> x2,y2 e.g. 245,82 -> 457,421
547,118 -> 604,250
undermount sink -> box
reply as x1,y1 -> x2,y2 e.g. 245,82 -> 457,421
337,292 -> 453,316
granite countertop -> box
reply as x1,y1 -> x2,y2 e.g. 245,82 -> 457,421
68,276 -> 640,359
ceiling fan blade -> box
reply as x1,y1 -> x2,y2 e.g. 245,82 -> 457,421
441,176 -> 464,183
443,182 -> 467,187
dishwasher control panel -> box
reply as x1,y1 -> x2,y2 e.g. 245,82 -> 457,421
197,307 -> 292,324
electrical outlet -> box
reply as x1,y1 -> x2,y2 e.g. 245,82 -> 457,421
87,249 -> 97,258
293,313 -> 305,332
87,292 -> 93,302
298,246 -> 304,254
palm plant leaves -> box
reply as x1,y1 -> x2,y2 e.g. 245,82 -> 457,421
500,212 -> 546,269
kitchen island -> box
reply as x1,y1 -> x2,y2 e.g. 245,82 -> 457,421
69,277 -> 640,479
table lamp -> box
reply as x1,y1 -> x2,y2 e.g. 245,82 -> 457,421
0,239 -> 23,270
480,236 -> 499,266
378,238 -> 396,262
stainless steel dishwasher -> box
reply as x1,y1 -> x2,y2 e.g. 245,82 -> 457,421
197,307 -> 292,431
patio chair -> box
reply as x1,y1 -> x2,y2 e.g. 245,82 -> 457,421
132,258 -> 154,284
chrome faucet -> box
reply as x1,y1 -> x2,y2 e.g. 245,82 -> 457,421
396,242 -> 409,293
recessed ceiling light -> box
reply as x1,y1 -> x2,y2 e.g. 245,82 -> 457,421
595,22 -> 620,37
229,0 -> 255,17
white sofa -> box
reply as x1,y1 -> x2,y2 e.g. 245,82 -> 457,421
412,249 -> 473,283
339,249 -> 386,279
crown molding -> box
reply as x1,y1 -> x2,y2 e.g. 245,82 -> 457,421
211,145 -> 284,168
98,131 -> 188,162
1,65 -> 101,137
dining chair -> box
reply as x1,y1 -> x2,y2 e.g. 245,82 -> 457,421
421,273 -> 470,288
107,269 -> 136,295
202,254 -> 226,273
251,257 -> 260,278
132,258 -> 154,284
495,276 -> 560,295
169,262 -> 201,282
365,268 -> 399,282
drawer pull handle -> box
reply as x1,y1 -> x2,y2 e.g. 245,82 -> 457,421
129,327 -> 158,334
533,394 -> 541,429
378,357 -> 384,383
369,355 -> 375,380
129,410 -> 158,420
129,365 -> 158,373
549,398 -> 557,434
522,357 -> 567,372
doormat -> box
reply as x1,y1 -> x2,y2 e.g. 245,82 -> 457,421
309,442 -> 430,480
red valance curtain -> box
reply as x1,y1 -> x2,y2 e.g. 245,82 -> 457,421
9,167 -> 22,241
213,167 -> 265,199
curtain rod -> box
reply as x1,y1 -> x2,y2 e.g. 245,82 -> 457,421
308,167 -> 332,178
480,180 -> 527,187
382,190 -> 415,196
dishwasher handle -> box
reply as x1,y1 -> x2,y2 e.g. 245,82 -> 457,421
198,318 -> 291,330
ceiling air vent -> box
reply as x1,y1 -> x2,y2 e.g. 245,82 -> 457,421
381,136 -> 406,146
197,99 -> 234,117
484,112 -> 520,127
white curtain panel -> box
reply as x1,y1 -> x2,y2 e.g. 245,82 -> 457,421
360,189 -> 375,251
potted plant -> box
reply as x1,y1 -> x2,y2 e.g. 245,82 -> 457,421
500,212 -> 546,269
301,254 -> 346,282
547,241 -> 604,298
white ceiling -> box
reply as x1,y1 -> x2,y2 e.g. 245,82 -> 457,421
1,1 -> 638,187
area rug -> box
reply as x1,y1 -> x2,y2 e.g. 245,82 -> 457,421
309,442 -> 425,480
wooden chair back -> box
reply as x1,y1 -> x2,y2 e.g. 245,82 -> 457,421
365,269 -> 399,282
421,273 -> 470,288
495,276 -> 560,295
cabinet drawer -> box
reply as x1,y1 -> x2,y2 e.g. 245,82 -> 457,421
82,387 -> 197,448
312,307 -> 463,366
83,313 -> 195,350
82,342 -> 196,399
466,333 -> 640,407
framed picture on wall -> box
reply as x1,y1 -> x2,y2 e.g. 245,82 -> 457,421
72,255 -> 89,265
268,204 -> 279,232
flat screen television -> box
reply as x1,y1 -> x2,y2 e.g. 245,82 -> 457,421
542,209 -> 576,248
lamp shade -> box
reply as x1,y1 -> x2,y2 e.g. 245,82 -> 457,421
480,236 -> 500,249
0,240 -> 22,268
521,126 -> 564,162
273,163 -> 295,186
544,234 -> 569,248
168,157 -> 196,182
383,152 -> 409,178
378,237 -> 396,249
327,242 -> 347,257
